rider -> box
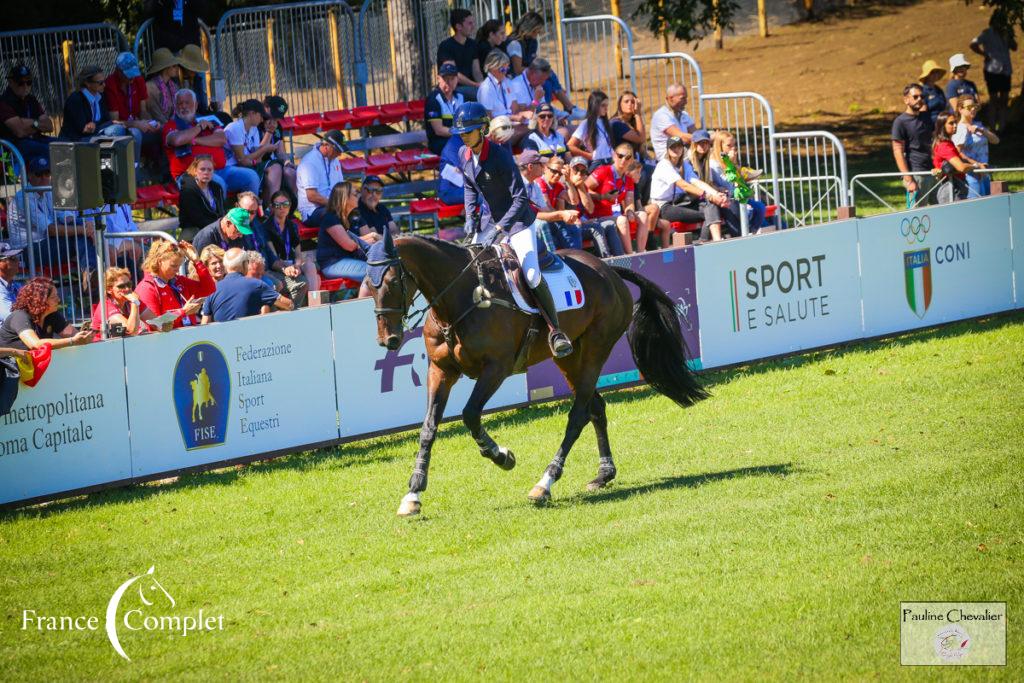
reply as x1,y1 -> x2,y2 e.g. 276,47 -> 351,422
449,101 -> 573,358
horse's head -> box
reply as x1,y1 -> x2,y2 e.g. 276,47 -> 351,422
365,230 -> 416,350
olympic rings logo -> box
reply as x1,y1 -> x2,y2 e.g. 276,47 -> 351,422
900,215 -> 931,244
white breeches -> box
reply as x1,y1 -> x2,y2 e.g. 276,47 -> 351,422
509,220 -> 542,288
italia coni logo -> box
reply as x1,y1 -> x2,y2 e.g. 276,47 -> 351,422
21,566 -> 225,661
899,214 -> 971,319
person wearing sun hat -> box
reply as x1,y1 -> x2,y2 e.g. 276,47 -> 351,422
143,47 -> 182,125
917,59 -> 947,125
944,53 -> 979,114
178,44 -> 216,115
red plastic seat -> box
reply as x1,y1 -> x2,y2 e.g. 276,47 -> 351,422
296,220 -> 319,241
292,113 -> 323,135
410,198 -> 442,214
278,116 -> 296,132
669,221 -> 701,233
395,148 -> 440,170
319,276 -> 361,292
379,102 -> 411,123
436,202 -> 464,219
322,109 -> 355,130
407,99 -> 426,118
340,157 -> 368,174
764,204 -> 778,218
133,185 -> 167,209
349,106 -> 380,128
366,153 -> 398,174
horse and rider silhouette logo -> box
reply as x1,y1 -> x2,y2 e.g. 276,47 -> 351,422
105,566 -> 175,661
172,342 -> 230,449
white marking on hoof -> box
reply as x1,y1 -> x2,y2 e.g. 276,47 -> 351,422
397,492 -> 421,517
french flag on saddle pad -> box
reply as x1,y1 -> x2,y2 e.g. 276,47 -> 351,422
563,288 -> 583,306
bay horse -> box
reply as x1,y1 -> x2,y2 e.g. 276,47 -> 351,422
365,230 -> 707,516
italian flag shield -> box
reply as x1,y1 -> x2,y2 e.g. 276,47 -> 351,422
903,248 -> 932,319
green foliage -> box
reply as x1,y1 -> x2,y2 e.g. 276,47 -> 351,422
632,0 -> 741,44
965,0 -> 1024,42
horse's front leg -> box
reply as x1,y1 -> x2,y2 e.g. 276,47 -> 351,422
398,361 -> 458,517
462,364 -> 516,471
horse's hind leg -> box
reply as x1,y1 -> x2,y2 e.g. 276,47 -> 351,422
462,364 -> 516,471
585,391 -> 617,491
399,362 -> 458,517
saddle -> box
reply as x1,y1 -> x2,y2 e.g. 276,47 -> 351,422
495,242 -> 565,308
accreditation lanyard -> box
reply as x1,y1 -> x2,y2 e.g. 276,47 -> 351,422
489,75 -> 508,112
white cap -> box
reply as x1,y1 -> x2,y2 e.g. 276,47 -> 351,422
949,53 -> 971,71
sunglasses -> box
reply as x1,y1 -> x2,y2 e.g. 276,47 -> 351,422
537,113 -> 553,119
545,166 -> 562,172
571,165 -> 588,173
614,152 -> 631,159
114,282 -> 132,290
908,94 -> 922,100
363,187 -> 384,195
272,200 -> 291,208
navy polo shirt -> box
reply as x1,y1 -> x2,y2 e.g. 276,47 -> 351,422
356,199 -> 393,233
201,272 -> 279,322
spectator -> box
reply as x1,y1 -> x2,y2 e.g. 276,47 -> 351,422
143,48 -> 182,126
0,64 -> 55,164
585,142 -> 652,254
237,191 -> 303,305
0,242 -> 24,323
971,12 -> 1016,132
316,181 -> 373,294
476,20 -> 507,74
506,11 -> 546,76
201,247 -> 291,323
650,84 -> 696,160
178,44 -> 215,116
163,89 -> 227,191
245,250 -> 267,282
193,207 -> 258,255
518,150 -> 582,252
933,112 -> 974,204
649,136 -> 706,241
710,130 -> 767,232
523,103 -> 568,159
0,277 -> 92,351
945,53 -> 979,114
135,239 -> 214,328
91,267 -> 158,339
144,0 -> 206,54
477,51 -> 531,144
571,156 -> 621,257
223,99 -> 276,200
99,203 -> 145,266
177,154 -> 224,241
199,244 -> 226,281
437,9 -> 482,99
437,134 -> 466,205
517,57 -> 580,125
104,52 -> 159,167
953,94 -> 999,198
568,91 -> 615,167
611,91 -> 648,154
892,83 -> 935,207
533,155 -> 595,250
686,130 -> 741,242
60,66 -> 122,141
918,60 -> 947,126
296,130 -> 346,227
425,64 -> 466,156
254,96 -> 298,208
355,176 -> 394,239
257,190 -> 319,294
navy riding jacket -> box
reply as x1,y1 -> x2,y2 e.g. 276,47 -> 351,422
459,139 -> 536,235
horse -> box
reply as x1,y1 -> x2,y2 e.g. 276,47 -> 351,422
365,229 -> 708,516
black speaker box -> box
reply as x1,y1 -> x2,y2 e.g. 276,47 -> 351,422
94,136 -> 137,205
49,142 -> 104,212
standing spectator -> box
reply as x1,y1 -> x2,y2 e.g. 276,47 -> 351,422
0,65 -> 55,164
971,12 -> 1016,132
163,89 -> 227,192
0,243 -> 24,323
200,247 -> 291,323
892,83 -> 935,207
953,94 -> 999,198
649,136 -> 706,237
143,48 -> 182,126
223,99 -> 276,198
296,130 -> 346,226
686,130 -> 741,242
933,112 -> 975,204
135,240 -> 214,329
568,91 -> 615,167
356,176 -> 395,239
437,9 -> 482,100
918,60 -> 947,126
424,64 -> 465,156
60,67 -> 122,141
316,182 -> 374,293
91,267 -> 157,339
177,154 -> 224,241
650,84 -> 696,160
193,207 -> 258,255
199,244 -> 226,281
258,190 -> 319,293
0,278 -> 91,351
476,20 -> 507,74
506,11 -> 546,76
711,130 -> 767,232
104,52 -> 159,168
523,103 -> 568,159
945,53 -> 980,114
144,0 -> 206,54
584,142 -> 651,254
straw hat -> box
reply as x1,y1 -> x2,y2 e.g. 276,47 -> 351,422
147,48 -> 181,76
918,59 -> 945,81
178,44 -> 209,73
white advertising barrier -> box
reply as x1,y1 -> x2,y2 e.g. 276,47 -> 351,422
331,298 -> 529,438
859,197 -> 1015,337
1,341 -> 132,505
695,221 -> 864,368
1011,193 -> 1024,309
123,306 -> 339,478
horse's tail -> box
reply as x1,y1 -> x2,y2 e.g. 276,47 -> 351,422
611,266 -> 709,407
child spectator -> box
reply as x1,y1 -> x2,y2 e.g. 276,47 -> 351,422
711,130 -> 767,232
952,94 -> 999,198
932,112 -> 974,204
568,91 -> 615,167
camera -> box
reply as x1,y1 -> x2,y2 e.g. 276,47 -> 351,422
108,322 -> 127,338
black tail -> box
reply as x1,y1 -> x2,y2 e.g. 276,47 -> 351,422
612,266 -> 709,407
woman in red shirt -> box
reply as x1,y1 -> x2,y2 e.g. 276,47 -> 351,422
932,112 -> 975,204
91,267 -> 161,340
134,240 -> 215,329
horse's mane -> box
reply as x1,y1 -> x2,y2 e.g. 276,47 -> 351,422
400,234 -> 472,262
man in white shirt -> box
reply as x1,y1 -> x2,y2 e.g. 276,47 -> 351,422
296,129 -> 345,226
649,84 -> 696,160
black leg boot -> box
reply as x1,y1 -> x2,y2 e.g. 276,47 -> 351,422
532,278 -> 573,358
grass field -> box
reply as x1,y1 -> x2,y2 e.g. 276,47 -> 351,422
1,313 -> 1022,680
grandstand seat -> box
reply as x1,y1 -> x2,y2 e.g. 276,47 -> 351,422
410,198 -> 442,214
670,221 -> 701,233
395,148 -> 440,171
133,185 -> 168,210
292,113 -> 324,135
278,116 -> 296,133
340,157 -> 368,175
379,102 -> 411,123
322,109 -> 356,130
366,153 -> 398,174
296,220 -> 318,241
407,99 -> 426,118
318,276 -> 361,292
349,106 -> 381,128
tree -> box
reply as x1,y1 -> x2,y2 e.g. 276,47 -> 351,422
632,0 -> 741,45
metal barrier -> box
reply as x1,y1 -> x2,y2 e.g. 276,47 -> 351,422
95,229 -> 178,338
560,14 -> 635,101
215,1 -> 358,118
769,130 -> 848,228
0,140 -> 35,277
0,23 -> 130,133
630,52 -> 705,127
850,168 -> 1024,212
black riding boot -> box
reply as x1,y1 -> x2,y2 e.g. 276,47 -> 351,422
532,278 -> 573,358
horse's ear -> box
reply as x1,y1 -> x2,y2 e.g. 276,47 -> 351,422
383,224 -> 396,257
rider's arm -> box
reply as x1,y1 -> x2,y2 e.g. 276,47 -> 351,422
463,170 -> 481,232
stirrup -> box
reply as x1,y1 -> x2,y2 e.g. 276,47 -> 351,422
549,330 -> 573,358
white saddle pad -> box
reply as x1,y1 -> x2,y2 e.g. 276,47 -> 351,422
492,246 -> 587,314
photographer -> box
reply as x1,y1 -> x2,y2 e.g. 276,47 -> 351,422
91,267 -> 161,340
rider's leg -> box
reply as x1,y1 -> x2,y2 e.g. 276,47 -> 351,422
510,223 -> 573,358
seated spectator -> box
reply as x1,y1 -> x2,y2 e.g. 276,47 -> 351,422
0,243 -> 24,323
201,248 -> 291,323
316,182 -> 374,296
523,103 -> 567,160
650,84 -> 696,160
0,64 -> 55,164
236,191 -> 304,305
650,136 -> 709,238
476,19 -> 507,74
945,53 -> 979,113
507,59 -> 557,128
104,52 -> 160,167
91,267 -> 158,339
245,250 -> 267,282
686,130 -> 741,241
518,151 -> 582,253
257,190 -> 319,293
223,99 -> 276,202
147,0 -> 204,54
437,134 -> 466,205
178,44 -> 216,117
194,207 -> 259,255
135,239 -> 214,328
710,131 -> 767,232
971,13 -> 1015,132
477,51 -> 530,144
584,142 -> 652,254
59,66 -> 123,141
98,203 -> 145,266
0,277 -> 91,351
178,154 -> 225,241
932,112 -> 974,204
253,97 -> 297,208
952,94 -> 999,198
355,176 -> 393,239
437,9 -> 482,100
296,130 -> 346,227
918,60 -> 947,126
425,64 -> 466,156
163,89 -> 228,192
199,244 -> 226,281
568,91 -> 615,167
143,48 -> 182,126
611,91 -> 649,154
892,83 -> 935,207
506,11 -> 545,76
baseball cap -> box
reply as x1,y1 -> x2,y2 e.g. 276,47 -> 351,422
8,64 -> 31,81
439,63 -> 459,77
319,129 -> 346,153
666,135 -> 686,149
0,242 -> 24,258
27,156 -> 50,175
264,95 -> 288,119
238,99 -> 269,118
115,52 -> 142,79
949,53 -> 971,71
226,207 -> 253,235
361,175 -> 384,187
516,149 -> 542,166
690,129 -> 711,144
569,155 -> 589,169
535,102 -> 555,116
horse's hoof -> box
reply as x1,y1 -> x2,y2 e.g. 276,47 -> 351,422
497,447 -> 516,471
528,486 -> 550,504
586,479 -> 608,492
397,499 -> 421,517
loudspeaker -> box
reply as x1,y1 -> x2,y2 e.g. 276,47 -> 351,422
49,142 -> 104,212
94,136 -> 136,205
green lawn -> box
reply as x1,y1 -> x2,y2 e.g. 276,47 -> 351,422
1,313 -> 1022,680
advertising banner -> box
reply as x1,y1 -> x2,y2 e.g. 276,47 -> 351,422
526,247 -> 701,402
694,221 -> 863,368
332,298 -> 528,437
859,198 -> 1014,336
1011,192 -> 1024,309
1,341 -> 132,505
124,307 -> 339,478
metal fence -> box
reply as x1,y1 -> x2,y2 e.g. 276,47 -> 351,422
770,130 -> 847,227
215,0 -> 359,118
560,14 -> 635,101
0,24 -> 130,134
630,52 -> 704,127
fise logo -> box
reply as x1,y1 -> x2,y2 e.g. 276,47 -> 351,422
898,215 -> 971,319
173,342 -> 230,449
728,255 -> 829,332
